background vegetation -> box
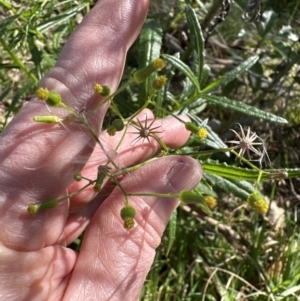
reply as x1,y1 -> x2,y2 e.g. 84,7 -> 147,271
1,0 -> 300,300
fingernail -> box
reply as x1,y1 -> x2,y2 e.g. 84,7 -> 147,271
167,160 -> 202,192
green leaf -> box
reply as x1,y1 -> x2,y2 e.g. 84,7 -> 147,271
201,56 -> 259,94
162,54 -> 200,92
221,56 -> 259,86
204,173 -> 253,199
137,19 -> 162,105
185,5 -> 205,88
166,210 -> 177,256
202,161 -> 300,182
28,35 -> 42,67
202,95 -> 288,124
202,161 -> 262,181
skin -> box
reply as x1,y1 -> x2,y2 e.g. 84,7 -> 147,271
0,0 -> 202,300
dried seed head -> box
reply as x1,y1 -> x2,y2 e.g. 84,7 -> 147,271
129,114 -> 163,146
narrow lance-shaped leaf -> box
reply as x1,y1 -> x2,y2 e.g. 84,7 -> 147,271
162,54 -> 200,91
204,173 -> 251,199
137,19 -> 162,105
221,55 -> 259,86
202,94 -> 288,124
201,55 -> 259,94
185,5 -> 205,88
202,161 -> 265,181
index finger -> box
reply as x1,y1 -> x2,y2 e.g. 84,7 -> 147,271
0,0 -> 149,251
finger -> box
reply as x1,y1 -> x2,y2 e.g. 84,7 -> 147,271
63,156 -> 202,301
0,0 -> 149,251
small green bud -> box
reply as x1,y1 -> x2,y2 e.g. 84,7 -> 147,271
179,190 -> 204,204
133,58 -> 165,83
46,91 -> 62,107
27,198 -> 58,215
93,183 -> 101,193
73,172 -> 82,181
111,119 -> 124,131
185,122 -> 199,134
120,205 -> 136,220
33,116 -> 63,123
120,205 -> 136,229
152,75 -> 167,90
248,191 -> 269,214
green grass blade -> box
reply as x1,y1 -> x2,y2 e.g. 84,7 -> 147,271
202,94 -> 288,124
185,5 -> 205,88
37,4 -> 87,32
166,209 -> 177,256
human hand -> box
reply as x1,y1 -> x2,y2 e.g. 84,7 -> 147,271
0,0 -> 202,300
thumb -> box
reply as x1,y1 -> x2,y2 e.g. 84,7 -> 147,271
63,156 -> 202,301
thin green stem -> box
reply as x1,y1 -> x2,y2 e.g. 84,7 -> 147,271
127,192 -> 179,199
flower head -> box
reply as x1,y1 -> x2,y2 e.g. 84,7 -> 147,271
228,123 -> 263,160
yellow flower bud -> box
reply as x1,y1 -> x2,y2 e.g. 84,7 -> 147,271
248,191 -> 269,214
107,125 -> 117,136
204,195 -> 217,209
152,75 -> 167,90
94,84 -> 110,96
36,87 -> 49,100
197,127 -> 208,140
133,58 -> 165,83
123,218 -> 135,229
